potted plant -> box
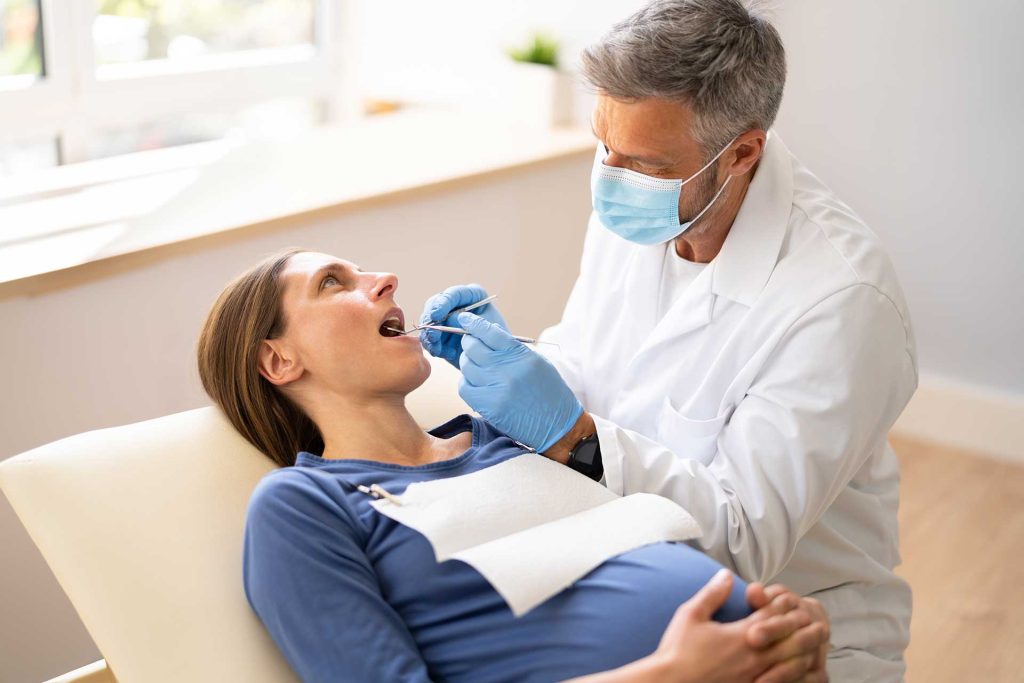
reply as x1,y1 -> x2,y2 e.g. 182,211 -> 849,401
505,32 -> 575,127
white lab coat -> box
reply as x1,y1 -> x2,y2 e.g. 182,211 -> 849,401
540,133 -> 916,682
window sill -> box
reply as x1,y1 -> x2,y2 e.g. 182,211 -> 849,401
0,108 -> 595,298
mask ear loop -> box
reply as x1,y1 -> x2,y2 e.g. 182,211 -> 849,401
677,135 -> 742,227
680,136 -> 740,185
684,174 -> 733,228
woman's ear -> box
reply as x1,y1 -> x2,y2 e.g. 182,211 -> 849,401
258,339 -> 304,386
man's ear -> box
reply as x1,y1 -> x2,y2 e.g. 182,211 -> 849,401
258,339 -> 304,386
725,130 -> 767,177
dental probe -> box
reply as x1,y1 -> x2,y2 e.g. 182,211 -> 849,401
387,324 -> 559,347
401,294 -> 499,335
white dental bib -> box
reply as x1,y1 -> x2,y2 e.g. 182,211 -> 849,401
370,454 -> 701,616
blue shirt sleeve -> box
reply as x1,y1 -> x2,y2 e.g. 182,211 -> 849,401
242,472 -> 433,683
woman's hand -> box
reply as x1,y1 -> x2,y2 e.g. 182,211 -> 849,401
744,582 -> 831,682
645,569 -> 828,683
563,570 -> 829,683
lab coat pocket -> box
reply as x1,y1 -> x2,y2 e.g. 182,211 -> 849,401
657,397 -> 728,466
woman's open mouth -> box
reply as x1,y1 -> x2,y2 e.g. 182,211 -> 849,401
379,308 -> 405,338
379,322 -> 403,338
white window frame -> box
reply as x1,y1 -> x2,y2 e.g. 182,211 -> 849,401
0,0 -> 358,165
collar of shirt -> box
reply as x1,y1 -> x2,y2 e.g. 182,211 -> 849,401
710,130 -> 794,307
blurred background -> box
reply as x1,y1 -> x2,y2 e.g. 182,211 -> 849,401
1,1 -> 1021,681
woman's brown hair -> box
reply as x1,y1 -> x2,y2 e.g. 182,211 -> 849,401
197,247 -> 324,467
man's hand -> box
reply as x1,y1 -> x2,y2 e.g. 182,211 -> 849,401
419,284 -> 509,368
457,312 -> 582,452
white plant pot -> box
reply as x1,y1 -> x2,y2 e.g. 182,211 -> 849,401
502,61 -> 576,128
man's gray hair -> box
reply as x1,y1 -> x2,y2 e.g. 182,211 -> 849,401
581,0 -> 786,157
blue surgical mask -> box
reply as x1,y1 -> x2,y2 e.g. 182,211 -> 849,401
591,139 -> 735,245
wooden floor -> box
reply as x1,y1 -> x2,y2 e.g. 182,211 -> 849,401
891,436 -> 1024,682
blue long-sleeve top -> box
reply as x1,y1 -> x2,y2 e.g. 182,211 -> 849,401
243,415 -> 750,683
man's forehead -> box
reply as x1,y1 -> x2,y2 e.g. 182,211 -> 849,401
594,95 -> 698,159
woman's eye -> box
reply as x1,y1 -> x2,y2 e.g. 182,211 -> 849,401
321,275 -> 340,290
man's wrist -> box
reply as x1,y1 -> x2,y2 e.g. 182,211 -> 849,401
543,412 -> 596,465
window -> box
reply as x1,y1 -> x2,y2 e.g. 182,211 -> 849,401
0,0 -> 352,176
0,0 -> 43,80
85,97 -> 322,160
94,1 -> 315,66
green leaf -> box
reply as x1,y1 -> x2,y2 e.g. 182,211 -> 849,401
507,33 -> 560,68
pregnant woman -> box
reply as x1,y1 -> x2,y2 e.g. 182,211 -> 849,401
196,248 -> 829,683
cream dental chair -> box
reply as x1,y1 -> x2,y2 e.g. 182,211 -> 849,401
0,357 -> 469,683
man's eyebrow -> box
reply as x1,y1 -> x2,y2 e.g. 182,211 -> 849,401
591,130 -> 671,166
620,146 -> 674,165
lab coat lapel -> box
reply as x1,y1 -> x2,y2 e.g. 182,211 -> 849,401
618,240 -> 665,362
629,257 -> 715,365
710,131 -> 793,306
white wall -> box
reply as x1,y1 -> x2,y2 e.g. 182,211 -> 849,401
357,0 -> 647,122
363,0 -> 1024,398
0,155 -> 592,682
771,0 -> 1024,395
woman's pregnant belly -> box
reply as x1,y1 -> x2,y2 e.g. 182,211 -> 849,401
402,542 -> 751,683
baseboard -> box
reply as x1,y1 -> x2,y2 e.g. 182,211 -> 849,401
892,373 -> 1024,464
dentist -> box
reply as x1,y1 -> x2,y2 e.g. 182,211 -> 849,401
421,1 -> 916,680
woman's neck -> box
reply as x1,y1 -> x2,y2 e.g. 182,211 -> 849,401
309,393 -> 463,466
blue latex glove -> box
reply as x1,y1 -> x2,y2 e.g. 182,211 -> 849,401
419,284 -> 509,368
456,312 -> 583,453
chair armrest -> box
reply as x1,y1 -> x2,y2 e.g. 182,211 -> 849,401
44,660 -> 116,683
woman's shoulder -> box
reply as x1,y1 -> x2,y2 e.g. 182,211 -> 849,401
442,413 -> 514,446
246,466 -> 358,534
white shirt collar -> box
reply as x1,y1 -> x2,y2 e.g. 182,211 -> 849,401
710,130 -> 794,307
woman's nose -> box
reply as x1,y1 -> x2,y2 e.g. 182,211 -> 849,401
371,272 -> 398,300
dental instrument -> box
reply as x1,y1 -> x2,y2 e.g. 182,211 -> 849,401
402,295 -> 499,335
387,324 -> 558,347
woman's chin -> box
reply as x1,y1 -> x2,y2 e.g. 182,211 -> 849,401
357,338 -> 431,396
392,351 -> 432,395
411,353 -> 432,388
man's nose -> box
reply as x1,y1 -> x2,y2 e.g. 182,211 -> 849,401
602,146 -> 628,170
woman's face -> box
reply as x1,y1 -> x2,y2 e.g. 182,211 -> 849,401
262,251 -> 430,401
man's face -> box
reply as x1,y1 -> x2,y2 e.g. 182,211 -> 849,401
591,94 -> 722,227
